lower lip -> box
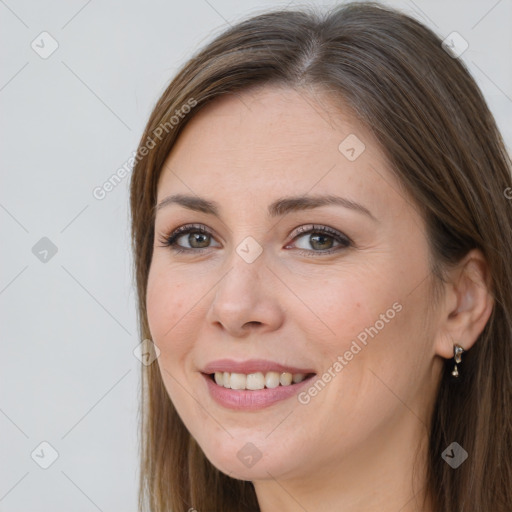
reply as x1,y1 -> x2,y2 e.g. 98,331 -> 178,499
202,373 -> 315,410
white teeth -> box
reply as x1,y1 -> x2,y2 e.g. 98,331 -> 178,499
265,371 -> 280,389
213,371 -> 309,390
246,372 -> 265,390
280,372 -> 292,386
230,372 -> 247,390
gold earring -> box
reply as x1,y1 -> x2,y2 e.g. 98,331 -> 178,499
451,344 -> 464,377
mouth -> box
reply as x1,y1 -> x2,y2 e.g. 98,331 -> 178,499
200,358 -> 317,410
205,371 -> 316,390
200,367 -> 317,410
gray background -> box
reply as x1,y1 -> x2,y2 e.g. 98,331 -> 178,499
1,0 -> 510,510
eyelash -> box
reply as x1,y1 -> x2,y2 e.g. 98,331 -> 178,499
157,223 -> 353,257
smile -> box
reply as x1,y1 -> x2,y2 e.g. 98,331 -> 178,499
201,371 -> 316,410
211,371 -> 312,390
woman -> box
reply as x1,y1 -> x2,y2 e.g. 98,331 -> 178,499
129,2 -> 512,510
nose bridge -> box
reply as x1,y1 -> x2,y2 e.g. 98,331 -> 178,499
218,210 -> 269,269
219,234 -> 266,299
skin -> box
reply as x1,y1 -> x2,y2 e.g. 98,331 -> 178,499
146,85 -> 494,512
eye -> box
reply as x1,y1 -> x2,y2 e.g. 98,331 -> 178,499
286,224 -> 352,256
157,224 -> 220,254
157,223 -> 353,256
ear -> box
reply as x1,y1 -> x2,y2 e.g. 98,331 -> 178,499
434,248 -> 495,359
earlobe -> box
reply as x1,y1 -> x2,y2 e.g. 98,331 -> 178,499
434,249 -> 495,360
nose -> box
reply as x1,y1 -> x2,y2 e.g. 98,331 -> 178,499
205,251 -> 285,338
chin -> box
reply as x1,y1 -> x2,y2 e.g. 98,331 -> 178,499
198,437 -> 303,481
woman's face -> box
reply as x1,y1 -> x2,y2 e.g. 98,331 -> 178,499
146,86 -> 444,485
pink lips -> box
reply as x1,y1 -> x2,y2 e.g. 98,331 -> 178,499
201,358 -> 316,375
200,358 -> 316,411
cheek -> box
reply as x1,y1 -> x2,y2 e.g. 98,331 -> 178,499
289,266 -> 400,356
145,264 -> 193,362
146,267 -> 199,414
293,267 -> 425,413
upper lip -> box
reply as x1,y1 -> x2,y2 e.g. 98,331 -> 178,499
201,359 -> 316,375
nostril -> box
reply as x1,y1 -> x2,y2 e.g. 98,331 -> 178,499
244,321 -> 262,328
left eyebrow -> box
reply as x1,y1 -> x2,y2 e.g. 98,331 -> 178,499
155,193 -> 377,222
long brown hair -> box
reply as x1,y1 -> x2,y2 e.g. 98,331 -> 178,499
129,2 -> 512,510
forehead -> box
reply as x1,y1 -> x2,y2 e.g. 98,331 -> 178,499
156,86 -> 404,220
163,85 -> 374,167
